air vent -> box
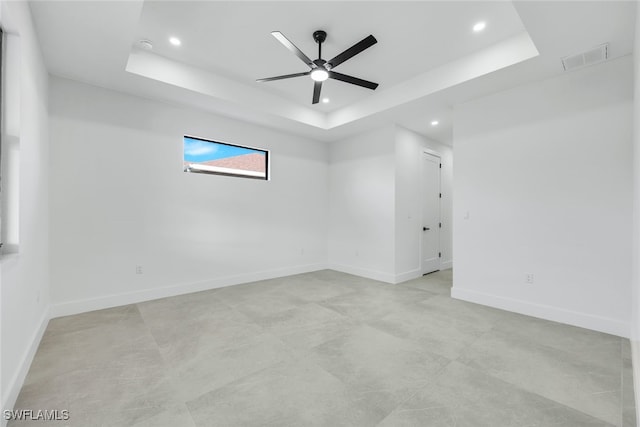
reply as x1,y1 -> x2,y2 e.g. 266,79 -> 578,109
137,39 -> 153,51
561,43 -> 608,71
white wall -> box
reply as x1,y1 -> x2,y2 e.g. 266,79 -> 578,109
328,126 -> 396,282
0,0 -> 50,418
328,125 -> 453,284
452,55 -> 633,337
395,126 -> 453,281
49,77 -> 328,316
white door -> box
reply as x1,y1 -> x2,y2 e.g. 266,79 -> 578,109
421,152 -> 441,275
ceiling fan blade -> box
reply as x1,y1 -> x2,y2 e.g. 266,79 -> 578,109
327,35 -> 377,69
312,81 -> 322,104
256,72 -> 310,82
329,71 -> 378,90
271,31 -> 315,68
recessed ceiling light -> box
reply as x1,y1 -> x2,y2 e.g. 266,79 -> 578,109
322,98 -> 330,103
169,37 -> 181,46
473,22 -> 486,32
431,120 -> 439,126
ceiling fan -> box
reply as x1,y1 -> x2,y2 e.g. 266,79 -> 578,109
257,30 -> 379,104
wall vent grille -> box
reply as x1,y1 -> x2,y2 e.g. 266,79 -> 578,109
561,43 -> 608,71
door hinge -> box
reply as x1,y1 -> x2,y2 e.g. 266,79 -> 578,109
439,222 -> 442,228
439,193 -> 442,198
439,163 -> 442,169
438,252 -> 441,258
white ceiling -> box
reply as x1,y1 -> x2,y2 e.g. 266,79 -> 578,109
136,1 -> 526,110
29,1 -> 636,144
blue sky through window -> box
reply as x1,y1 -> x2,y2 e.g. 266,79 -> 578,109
184,136 -> 263,163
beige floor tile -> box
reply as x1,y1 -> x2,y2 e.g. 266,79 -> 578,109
9,268 -> 634,427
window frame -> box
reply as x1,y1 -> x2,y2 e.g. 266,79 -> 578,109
183,134 -> 270,181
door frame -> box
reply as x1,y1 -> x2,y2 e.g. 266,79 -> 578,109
420,149 -> 442,275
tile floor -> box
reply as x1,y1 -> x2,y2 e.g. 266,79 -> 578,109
10,269 -> 637,426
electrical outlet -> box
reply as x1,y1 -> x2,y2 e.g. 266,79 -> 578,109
136,265 -> 143,275
525,273 -> 534,284
300,248 -> 304,255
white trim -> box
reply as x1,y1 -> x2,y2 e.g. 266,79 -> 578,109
451,287 -> 629,337
2,308 -> 50,423
328,262 -> 395,284
421,147 -> 441,158
441,260 -> 453,270
631,340 -> 640,424
394,268 -> 422,284
50,263 -> 326,318
187,163 -> 266,179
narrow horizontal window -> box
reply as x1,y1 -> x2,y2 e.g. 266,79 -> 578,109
183,135 -> 269,180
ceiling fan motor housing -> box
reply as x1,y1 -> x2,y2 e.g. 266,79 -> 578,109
313,30 -> 327,44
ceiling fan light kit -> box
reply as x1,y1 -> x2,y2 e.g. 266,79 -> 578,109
310,69 -> 329,82
257,29 -> 379,104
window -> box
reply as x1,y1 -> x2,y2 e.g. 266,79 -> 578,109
2,28 -> 21,254
183,135 -> 269,180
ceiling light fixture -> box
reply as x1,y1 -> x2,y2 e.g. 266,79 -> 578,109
169,37 -> 181,46
310,68 -> 329,82
322,98 -> 330,103
431,120 -> 439,126
473,22 -> 486,32
257,30 -> 378,104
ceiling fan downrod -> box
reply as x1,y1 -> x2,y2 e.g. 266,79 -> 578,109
313,30 -> 327,62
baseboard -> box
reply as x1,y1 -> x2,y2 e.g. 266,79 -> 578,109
328,262 -> 395,284
395,263 -> 452,284
631,339 -> 640,420
632,340 -> 640,423
451,287 -> 629,337
50,263 -> 327,318
394,268 -> 422,284
2,307 -> 50,426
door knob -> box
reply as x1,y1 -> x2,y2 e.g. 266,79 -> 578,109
423,227 -> 430,231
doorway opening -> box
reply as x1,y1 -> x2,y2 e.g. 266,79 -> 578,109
421,151 -> 441,275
